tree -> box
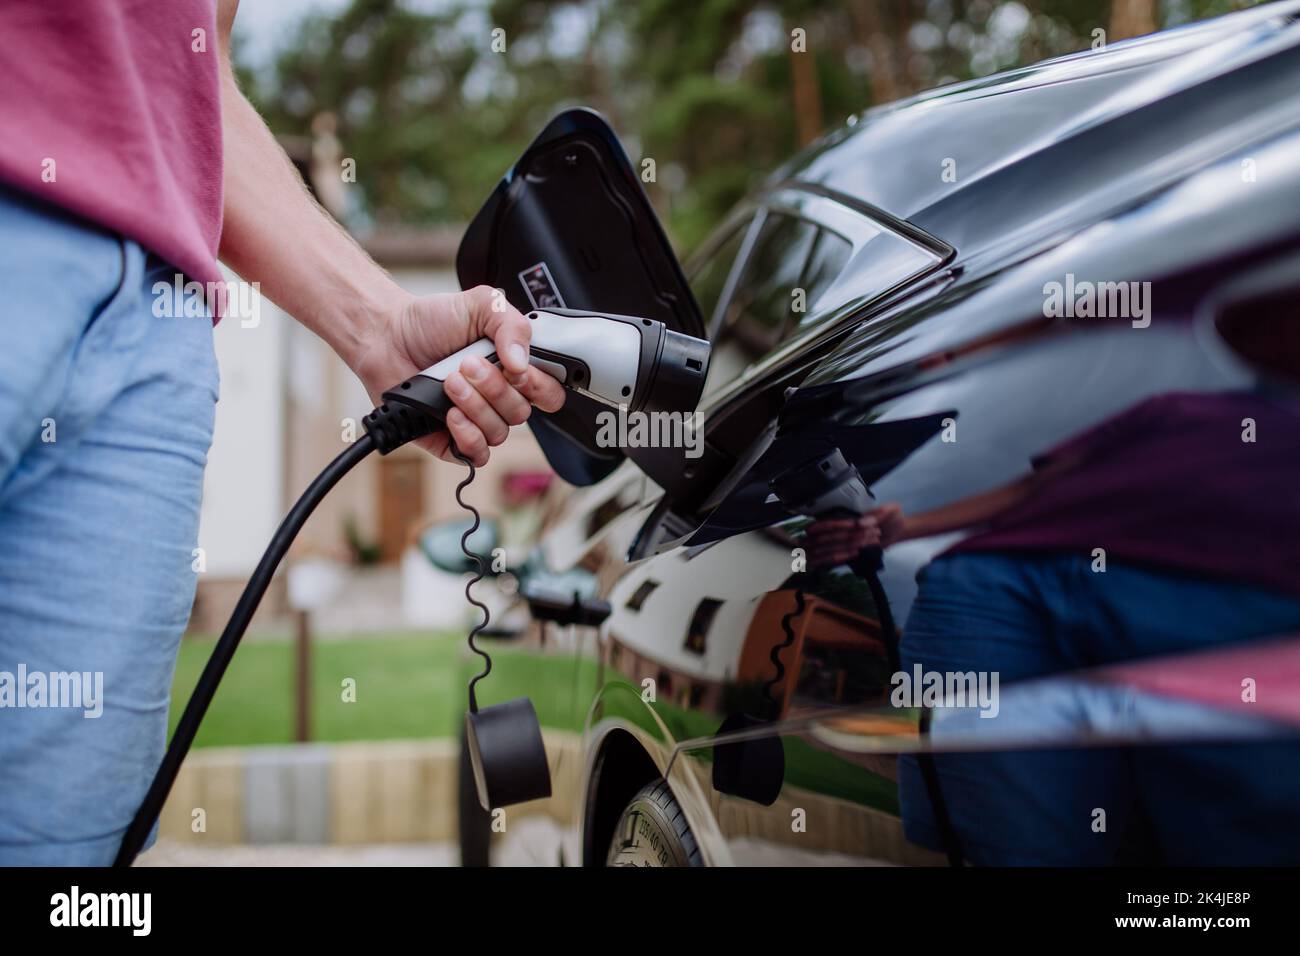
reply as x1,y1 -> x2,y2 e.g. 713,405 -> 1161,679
1109,0 -> 1158,40
242,0 -> 1251,251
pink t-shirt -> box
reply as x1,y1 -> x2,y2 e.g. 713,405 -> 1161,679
950,392 -> 1300,596
0,1 -> 223,288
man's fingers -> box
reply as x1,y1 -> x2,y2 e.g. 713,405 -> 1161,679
467,285 -> 532,380
809,548 -> 855,569
415,432 -> 445,459
444,408 -> 489,467
806,519 -> 880,542
443,366 -> 513,445
806,529 -> 876,545
808,516 -> 879,534
457,286 -> 566,415
518,366 -> 567,413
424,430 -> 477,466
804,513 -> 883,563
455,354 -> 532,429
808,536 -> 880,554
807,518 -> 869,534
807,519 -> 851,533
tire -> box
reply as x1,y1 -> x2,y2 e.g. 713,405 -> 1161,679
605,781 -> 704,867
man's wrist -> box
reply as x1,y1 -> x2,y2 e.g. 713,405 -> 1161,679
321,278 -> 413,370
890,516 -> 915,545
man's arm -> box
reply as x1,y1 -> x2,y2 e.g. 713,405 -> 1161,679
802,443 -> 1091,567
802,477 -> 1038,568
214,0 -> 562,464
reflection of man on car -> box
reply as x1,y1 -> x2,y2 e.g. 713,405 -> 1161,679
807,386 -> 1300,864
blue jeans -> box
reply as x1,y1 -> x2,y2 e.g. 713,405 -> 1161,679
0,187 -> 218,865
898,551 -> 1300,865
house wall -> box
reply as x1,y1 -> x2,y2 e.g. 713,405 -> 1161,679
197,268 -> 287,579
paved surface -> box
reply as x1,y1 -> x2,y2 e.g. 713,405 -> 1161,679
136,815 -> 565,867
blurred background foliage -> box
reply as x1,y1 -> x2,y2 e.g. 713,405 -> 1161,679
237,0 -> 1261,253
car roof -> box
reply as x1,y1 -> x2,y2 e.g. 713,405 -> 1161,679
769,2 -> 1300,260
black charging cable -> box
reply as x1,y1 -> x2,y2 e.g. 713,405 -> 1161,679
449,446 -> 492,715
114,402 -> 438,867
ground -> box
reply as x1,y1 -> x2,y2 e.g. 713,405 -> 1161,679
137,817 -> 566,867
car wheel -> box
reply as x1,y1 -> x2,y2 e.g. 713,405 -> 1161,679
605,780 -> 704,867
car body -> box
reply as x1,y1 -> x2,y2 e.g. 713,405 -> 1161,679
458,3 -> 1300,865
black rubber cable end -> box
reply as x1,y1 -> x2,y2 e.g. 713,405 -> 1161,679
363,400 -> 440,454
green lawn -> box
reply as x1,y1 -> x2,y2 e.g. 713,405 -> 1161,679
170,632 -> 594,748
171,633 -> 895,815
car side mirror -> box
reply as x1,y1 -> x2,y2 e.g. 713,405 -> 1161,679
681,412 -> 956,548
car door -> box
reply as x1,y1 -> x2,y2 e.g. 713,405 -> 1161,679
456,109 -> 949,864
599,165 -> 1279,864
587,195 -> 958,865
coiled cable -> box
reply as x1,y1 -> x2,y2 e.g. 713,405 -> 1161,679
449,444 -> 493,714
763,580 -> 807,718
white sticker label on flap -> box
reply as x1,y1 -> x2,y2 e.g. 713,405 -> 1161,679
518,261 -> 567,310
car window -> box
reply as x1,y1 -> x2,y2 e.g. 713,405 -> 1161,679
797,228 -> 852,325
687,220 -> 749,331
632,196 -> 947,552
719,213 -> 819,358
696,211 -> 842,396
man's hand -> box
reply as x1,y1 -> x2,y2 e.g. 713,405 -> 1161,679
802,504 -> 907,569
871,503 -> 907,549
350,286 -> 566,465
215,10 -> 562,463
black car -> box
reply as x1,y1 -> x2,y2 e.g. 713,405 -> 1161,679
452,3 -> 1300,866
